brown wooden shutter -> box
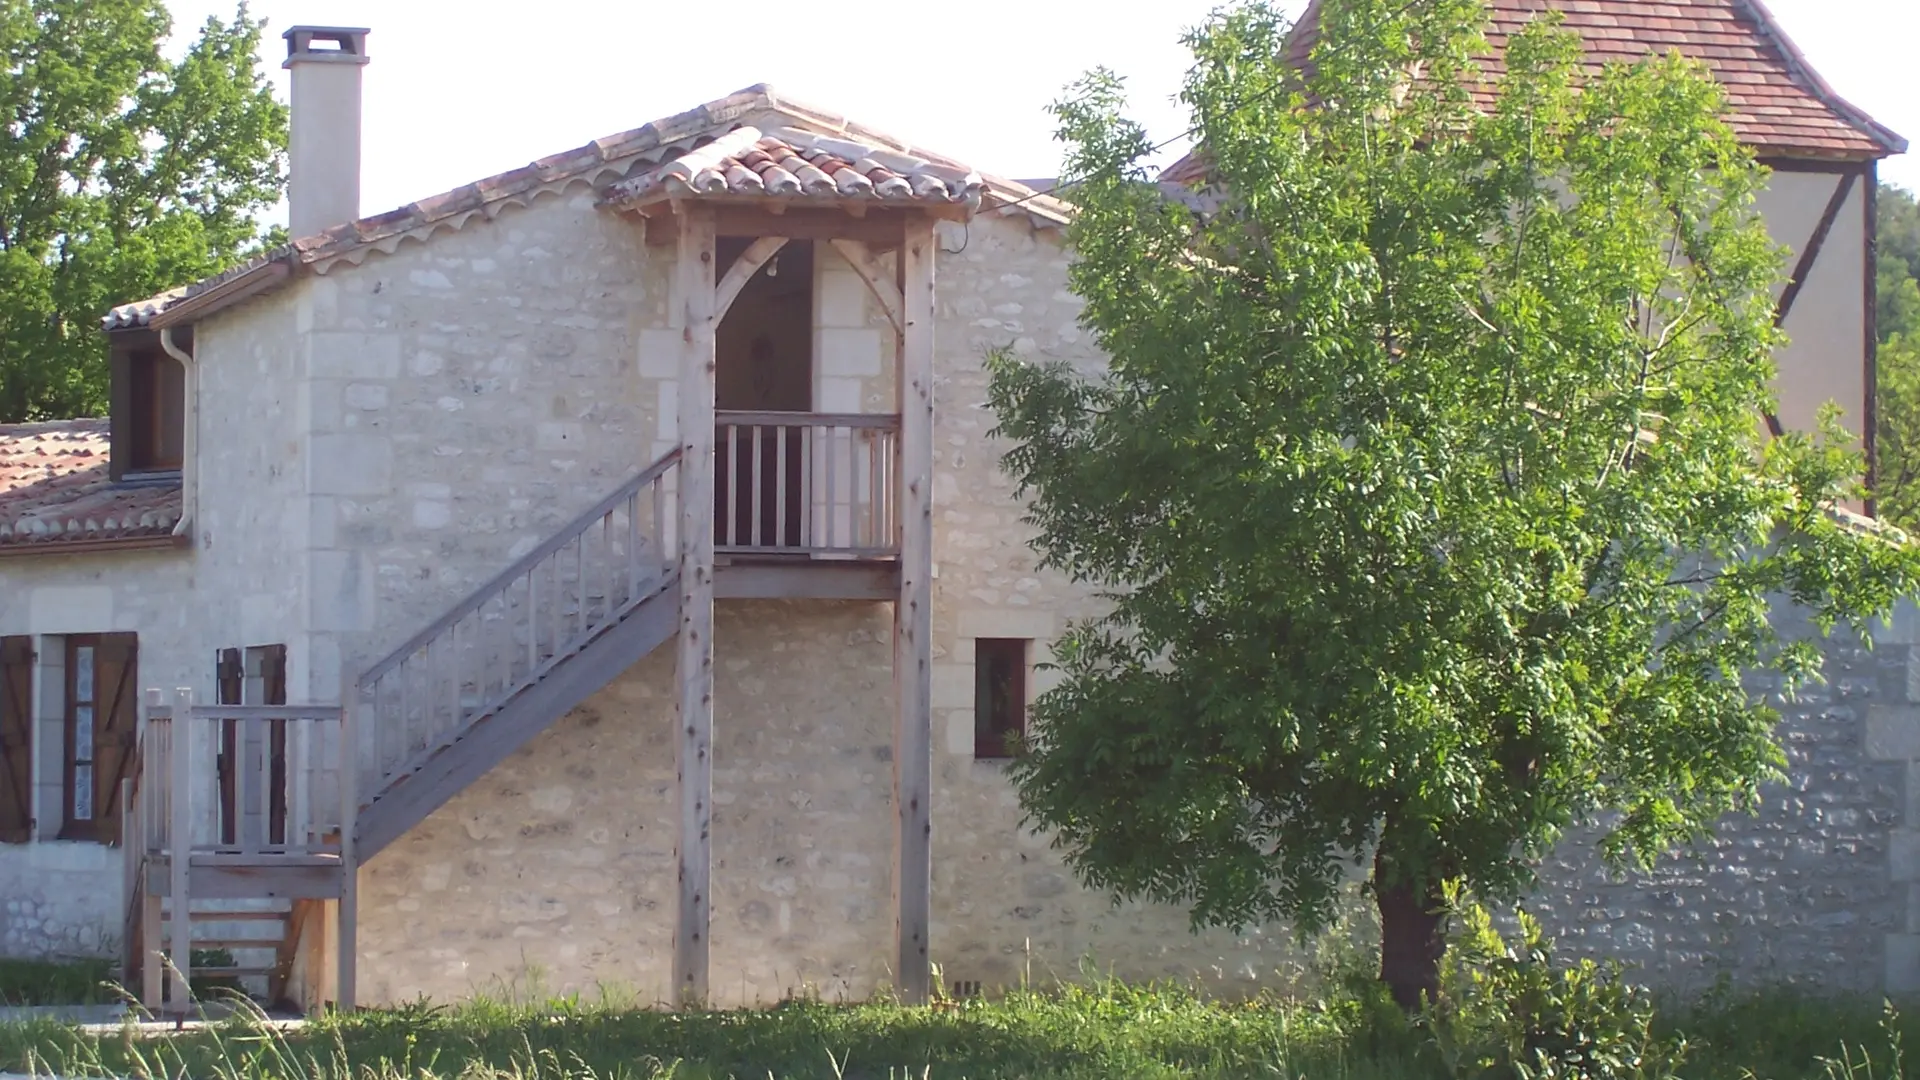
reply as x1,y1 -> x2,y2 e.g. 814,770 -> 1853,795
89,634 -> 139,846
0,637 -> 34,844
217,648 -> 242,845
264,646 -> 288,845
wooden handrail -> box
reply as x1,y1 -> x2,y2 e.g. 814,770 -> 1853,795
193,705 -> 344,722
715,414 -> 900,556
360,449 -> 681,686
355,449 -> 681,803
715,410 -> 900,430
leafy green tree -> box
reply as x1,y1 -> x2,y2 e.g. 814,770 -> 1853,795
988,0 -> 1920,1008
0,0 -> 286,422
1873,184 -> 1920,527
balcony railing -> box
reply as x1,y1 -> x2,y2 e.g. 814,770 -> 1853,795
715,411 -> 899,558
136,696 -> 347,859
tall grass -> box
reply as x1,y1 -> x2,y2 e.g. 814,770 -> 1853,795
0,976 -> 1915,1079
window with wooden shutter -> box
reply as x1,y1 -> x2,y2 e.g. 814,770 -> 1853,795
0,637 -> 34,844
65,634 -> 138,844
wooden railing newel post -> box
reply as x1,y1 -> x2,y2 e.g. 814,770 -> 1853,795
168,686 -> 194,1016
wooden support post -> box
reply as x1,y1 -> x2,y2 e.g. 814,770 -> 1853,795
338,675 -> 359,1011
674,207 -> 719,1008
168,687 -> 194,1015
892,216 -> 937,1004
140,689 -> 163,1012
140,893 -> 163,1011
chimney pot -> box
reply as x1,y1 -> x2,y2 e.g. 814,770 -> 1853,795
283,25 -> 370,238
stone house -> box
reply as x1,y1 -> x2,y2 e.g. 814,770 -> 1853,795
0,0 -> 1916,1010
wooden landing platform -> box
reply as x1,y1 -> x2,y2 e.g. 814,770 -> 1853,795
713,557 -> 898,600
144,853 -> 345,900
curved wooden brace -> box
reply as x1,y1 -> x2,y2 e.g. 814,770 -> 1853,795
714,236 -> 789,321
828,238 -> 905,334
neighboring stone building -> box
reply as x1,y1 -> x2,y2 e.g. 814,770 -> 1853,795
0,0 -> 1913,1009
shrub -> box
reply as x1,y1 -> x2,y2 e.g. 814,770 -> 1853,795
1427,902 -> 1687,1080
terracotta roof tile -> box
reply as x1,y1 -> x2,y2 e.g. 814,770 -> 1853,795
0,420 -> 183,550
1162,0 -> 1904,186
602,126 -> 985,210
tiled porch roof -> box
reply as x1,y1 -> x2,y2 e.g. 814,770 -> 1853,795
104,85 -> 1066,333
0,420 -> 184,552
1161,0 -> 1904,186
602,126 -> 985,211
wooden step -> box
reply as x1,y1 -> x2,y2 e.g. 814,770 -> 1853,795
166,909 -> 291,921
186,937 -> 285,950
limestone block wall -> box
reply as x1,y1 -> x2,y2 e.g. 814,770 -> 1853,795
923,212 -> 1319,994
291,191 -> 664,691
353,600 -> 894,1006
195,295 -> 311,672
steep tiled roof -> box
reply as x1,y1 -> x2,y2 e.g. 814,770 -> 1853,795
0,420 -> 184,552
603,126 -> 985,210
106,84 -> 1067,332
1161,0 -> 1905,185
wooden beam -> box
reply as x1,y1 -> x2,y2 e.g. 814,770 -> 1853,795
714,206 -> 906,246
827,240 -> 906,334
715,236 -> 789,323
674,206 -> 719,1009
892,217 -> 937,1005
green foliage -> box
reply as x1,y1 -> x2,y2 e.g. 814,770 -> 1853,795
1427,904 -> 1684,1080
987,0 -> 1920,999
1873,185 -> 1920,530
0,0 -> 287,422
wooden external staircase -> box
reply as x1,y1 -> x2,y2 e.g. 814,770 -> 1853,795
124,415 -> 904,1015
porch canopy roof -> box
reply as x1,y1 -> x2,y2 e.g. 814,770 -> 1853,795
601,125 -> 985,233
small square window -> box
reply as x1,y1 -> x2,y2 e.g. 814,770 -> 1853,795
974,638 -> 1029,760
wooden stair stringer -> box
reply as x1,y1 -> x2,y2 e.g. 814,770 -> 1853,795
354,578 -> 681,860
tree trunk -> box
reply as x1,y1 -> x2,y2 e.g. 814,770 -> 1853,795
1375,847 -> 1448,1011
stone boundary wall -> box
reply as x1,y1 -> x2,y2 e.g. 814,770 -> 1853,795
1525,600 -> 1920,995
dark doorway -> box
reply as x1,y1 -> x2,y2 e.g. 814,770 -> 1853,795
715,238 -> 812,550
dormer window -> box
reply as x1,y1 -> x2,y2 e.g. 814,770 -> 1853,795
130,352 -> 184,470
108,338 -> 187,480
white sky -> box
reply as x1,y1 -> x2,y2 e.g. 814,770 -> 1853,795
160,0 -> 1919,227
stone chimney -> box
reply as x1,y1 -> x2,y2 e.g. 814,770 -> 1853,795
283,26 -> 370,238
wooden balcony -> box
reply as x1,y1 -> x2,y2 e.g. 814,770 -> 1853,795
129,701 -> 348,895
713,410 -> 901,601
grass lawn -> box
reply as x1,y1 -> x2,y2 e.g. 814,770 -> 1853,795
0,981 -> 1913,1080
0,958 -> 117,1007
